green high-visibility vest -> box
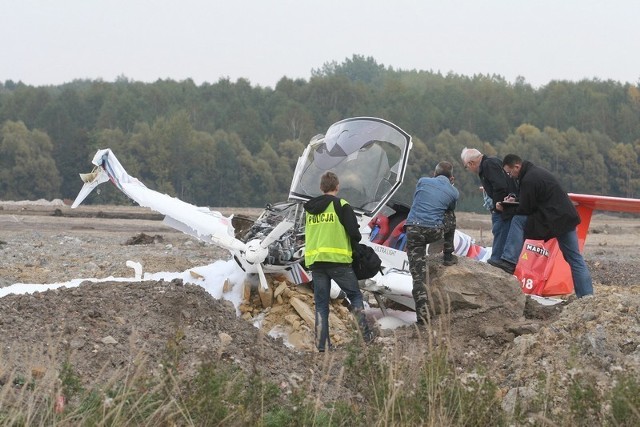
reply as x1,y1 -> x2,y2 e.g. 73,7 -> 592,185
305,199 -> 353,267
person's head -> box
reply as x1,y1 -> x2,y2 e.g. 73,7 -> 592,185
320,171 -> 339,194
434,161 -> 453,178
461,147 -> 482,174
502,154 -> 523,178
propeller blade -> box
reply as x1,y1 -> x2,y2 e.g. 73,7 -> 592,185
256,262 -> 269,290
260,220 -> 294,249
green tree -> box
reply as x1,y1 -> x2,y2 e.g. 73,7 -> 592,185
277,139 -> 306,171
210,130 -> 250,206
3,62 -> 640,205
182,130 -> 220,206
311,54 -> 389,84
0,121 -> 61,200
271,100 -> 315,142
256,144 -> 291,202
607,143 -> 640,197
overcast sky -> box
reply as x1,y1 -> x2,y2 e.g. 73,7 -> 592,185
2,0 -> 638,89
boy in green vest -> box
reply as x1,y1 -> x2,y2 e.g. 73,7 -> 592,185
304,172 -> 374,352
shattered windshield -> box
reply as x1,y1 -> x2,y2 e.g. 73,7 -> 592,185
289,117 -> 411,216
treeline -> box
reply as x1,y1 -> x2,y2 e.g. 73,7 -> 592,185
1,55 -> 639,210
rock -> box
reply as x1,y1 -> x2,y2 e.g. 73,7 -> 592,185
479,326 -> 502,338
223,279 -> 232,293
274,282 -> 288,298
31,366 -> 46,379
290,297 -> 315,326
502,386 -> 537,415
189,270 -> 204,280
101,336 -> 118,345
124,233 -> 163,245
70,338 -> 86,350
258,281 -> 273,308
506,322 -> 541,336
218,332 -> 232,348
428,257 -> 526,319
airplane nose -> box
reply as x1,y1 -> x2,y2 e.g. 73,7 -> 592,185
244,240 -> 267,264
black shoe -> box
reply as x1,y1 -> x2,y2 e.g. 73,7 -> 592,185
416,311 -> 432,325
487,258 -> 501,268
488,259 -> 515,274
363,330 -> 376,344
443,253 -> 458,266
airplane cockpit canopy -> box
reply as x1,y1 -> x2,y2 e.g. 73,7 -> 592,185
289,117 -> 412,217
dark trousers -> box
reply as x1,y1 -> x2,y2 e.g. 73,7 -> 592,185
311,265 -> 369,351
405,211 -> 456,322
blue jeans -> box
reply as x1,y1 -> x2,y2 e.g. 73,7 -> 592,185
312,265 -> 365,351
556,229 -> 593,298
501,215 -> 527,265
489,211 -> 509,262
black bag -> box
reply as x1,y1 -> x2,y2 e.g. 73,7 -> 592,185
352,243 -> 383,280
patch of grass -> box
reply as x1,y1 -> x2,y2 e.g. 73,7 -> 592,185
608,374 -> 640,426
568,372 -> 602,425
2,320 -> 638,426
340,318 -> 506,426
59,360 -> 84,400
183,361 -> 245,424
164,327 -> 186,372
182,357 -> 316,426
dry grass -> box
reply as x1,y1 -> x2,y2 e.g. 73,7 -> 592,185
1,322 -> 638,426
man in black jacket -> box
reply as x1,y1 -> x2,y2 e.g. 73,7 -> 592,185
461,148 -> 526,274
502,154 -> 593,298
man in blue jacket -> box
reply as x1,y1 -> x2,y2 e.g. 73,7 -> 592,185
405,161 -> 459,324
502,154 -> 593,298
304,171 -> 374,351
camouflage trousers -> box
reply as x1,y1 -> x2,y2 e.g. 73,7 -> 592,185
405,210 -> 456,322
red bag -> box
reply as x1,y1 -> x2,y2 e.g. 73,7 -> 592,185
514,239 -> 574,297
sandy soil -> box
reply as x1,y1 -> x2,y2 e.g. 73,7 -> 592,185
1,201 -> 639,412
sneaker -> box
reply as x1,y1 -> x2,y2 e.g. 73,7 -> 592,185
443,253 -> 458,266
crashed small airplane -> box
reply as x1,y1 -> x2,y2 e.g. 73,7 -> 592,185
73,116 -> 640,310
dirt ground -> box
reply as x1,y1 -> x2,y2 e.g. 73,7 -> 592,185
1,200 -> 639,410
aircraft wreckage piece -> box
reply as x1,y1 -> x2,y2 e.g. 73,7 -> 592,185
72,148 -> 292,290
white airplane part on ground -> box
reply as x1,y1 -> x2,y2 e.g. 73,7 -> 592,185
71,148 -> 296,290
73,149 -> 242,252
